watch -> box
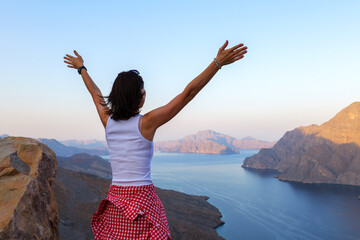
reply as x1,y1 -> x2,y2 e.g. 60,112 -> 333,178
78,66 -> 87,74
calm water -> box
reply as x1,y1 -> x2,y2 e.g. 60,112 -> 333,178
102,151 -> 360,240
152,150 -> 360,240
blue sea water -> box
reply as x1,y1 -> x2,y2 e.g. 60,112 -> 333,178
101,151 -> 360,240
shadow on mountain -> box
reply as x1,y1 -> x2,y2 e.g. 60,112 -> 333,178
243,128 -> 360,186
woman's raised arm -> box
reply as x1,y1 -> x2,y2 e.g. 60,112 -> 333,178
63,51 -> 110,128
141,40 -> 247,141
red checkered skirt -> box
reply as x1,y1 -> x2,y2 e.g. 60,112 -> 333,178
91,183 -> 171,240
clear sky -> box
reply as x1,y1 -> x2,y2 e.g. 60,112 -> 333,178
1,0 -> 360,142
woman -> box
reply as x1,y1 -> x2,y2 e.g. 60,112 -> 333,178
63,40 -> 247,240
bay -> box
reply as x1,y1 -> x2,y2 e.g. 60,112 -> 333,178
101,150 -> 360,240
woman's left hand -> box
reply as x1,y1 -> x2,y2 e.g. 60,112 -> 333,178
215,40 -> 247,68
63,50 -> 84,69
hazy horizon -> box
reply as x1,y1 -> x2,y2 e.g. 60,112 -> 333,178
0,128 -> 280,142
1,1 -> 360,142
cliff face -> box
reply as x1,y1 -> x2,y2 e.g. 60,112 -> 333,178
155,130 -> 275,154
243,102 -> 360,186
0,137 -> 59,239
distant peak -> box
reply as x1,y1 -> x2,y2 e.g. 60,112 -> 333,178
242,136 -> 256,141
36,138 -> 63,145
0,133 -> 9,138
297,101 -> 360,146
323,101 -> 360,126
197,129 -> 217,134
338,101 -> 360,112
348,101 -> 360,107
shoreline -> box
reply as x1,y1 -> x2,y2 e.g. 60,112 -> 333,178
243,165 -> 360,188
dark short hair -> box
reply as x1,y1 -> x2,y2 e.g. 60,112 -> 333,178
99,70 -> 144,121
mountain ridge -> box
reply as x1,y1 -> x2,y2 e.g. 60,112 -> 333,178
155,129 -> 276,154
242,102 -> 360,186
0,134 -> 9,138
36,138 -> 109,157
59,139 -> 107,149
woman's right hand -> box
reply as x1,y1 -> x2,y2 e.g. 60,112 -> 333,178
215,40 -> 247,68
63,50 -> 85,69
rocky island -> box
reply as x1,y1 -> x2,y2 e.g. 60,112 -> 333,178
243,102 -> 360,186
0,136 -> 225,239
155,129 -> 275,154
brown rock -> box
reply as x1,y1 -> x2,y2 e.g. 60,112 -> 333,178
0,137 -> 59,239
156,188 -> 224,240
243,102 -> 360,186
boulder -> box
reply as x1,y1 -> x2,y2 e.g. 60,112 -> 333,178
0,137 -> 59,239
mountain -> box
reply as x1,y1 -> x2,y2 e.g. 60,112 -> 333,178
233,136 -> 276,149
59,139 -> 107,150
154,130 -> 276,154
36,138 -> 109,157
57,153 -> 112,179
243,102 -> 360,186
0,134 -> 9,138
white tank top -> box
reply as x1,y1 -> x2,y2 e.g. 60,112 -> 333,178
105,113 -> 153,186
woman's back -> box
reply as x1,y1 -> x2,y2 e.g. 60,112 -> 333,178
106,114 -> 153,186
64,41 -> 247,240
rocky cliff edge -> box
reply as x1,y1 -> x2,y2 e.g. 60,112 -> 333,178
0,136 -> 59,239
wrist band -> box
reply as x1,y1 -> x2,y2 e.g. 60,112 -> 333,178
214,58 -> 221,70
78,66 -> 87,74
